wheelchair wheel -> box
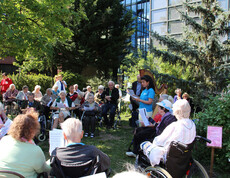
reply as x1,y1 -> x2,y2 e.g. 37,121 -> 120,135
187,159 -> 209,178
145,166 -> 172,178
38,134 -> 46,142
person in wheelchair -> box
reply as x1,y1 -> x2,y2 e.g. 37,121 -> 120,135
126,99 -> 176,158
95,85 -> 105,106
50,91 -> 75,129
140,99 -> 196,168
16,85 -> 29,107
50,118 -> 110,178
81,93 -> 101,138
3,84 -> 18,115
21,92 -> 44,115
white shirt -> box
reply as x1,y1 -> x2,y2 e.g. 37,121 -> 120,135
145,118 -> 196,166
51,98 -> 75,116
54,80 -> 67,92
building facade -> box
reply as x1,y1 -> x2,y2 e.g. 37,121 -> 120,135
122,0 -> 150,57
150,0 -> 229,45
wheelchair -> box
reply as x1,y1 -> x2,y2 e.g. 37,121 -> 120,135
37,114 -> 47,142
135,136 -> 211,178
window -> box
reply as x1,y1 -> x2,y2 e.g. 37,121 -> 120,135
151,0 -> 167,9
151,23 -> 167,35
217,0 -> 228,10
168,21 -> 183,34
151,9 -> 167,23
169,0 -> 184,6
169,6 -> 182,20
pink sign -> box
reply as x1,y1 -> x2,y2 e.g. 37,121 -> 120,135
207,126 -> 222,148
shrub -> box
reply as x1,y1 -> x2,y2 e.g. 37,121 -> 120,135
86,76 -> 109,93
194,93 -> 230,172
59,71 -> 86,91
9,72 -> 53,94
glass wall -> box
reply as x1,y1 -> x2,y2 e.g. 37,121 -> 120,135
123,0 -> 150,58
150,0 -> 229,45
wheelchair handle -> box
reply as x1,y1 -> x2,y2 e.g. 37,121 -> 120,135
172,141 -> 188,149
196,136 -> 211,144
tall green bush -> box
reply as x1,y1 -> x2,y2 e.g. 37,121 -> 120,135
194,93 -> 230,172
9,73 -> 53,94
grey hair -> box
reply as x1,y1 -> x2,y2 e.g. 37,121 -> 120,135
173,99 -> 191,120
108,81 -> 115,85
9,84 -> 15,90
59,90 -> 67,96
61,118 -> 82,140
46,88 -> 52,94
175,88 -> 182,94
74,84 -> 78,88
86,93 -> 94,100
98,85 -> 104,90
27,92 -> 34,97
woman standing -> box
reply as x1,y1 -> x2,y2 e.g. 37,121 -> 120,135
133,75 -> 155,123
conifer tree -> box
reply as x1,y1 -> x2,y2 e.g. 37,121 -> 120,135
150,0 -> 230,93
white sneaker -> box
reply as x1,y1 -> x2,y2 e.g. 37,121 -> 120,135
126,151 -> 136,158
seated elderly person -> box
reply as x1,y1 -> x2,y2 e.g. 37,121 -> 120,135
41,88 -> 56,120
16,85 -> 29,101
50,118 -> 110,177
21,92 -> 44,115
141,99 -> 196,167
67,85 -> 79,105
0,110 -> 51,177
81,93 -> 100,138
101,81 -> 119,129
126,99 -> 176,157
52,85 -> 60,99
95,85 -> 105,105
74,84 -> 81,93
4,84 -> 18,114
50,91 -> 75,129
32,85 -> 43,101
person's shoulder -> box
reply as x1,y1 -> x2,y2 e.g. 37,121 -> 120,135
148,88 -> 155,92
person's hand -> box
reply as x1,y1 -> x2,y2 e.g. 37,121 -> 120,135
140,121 -> 145,127
65,107 -> 70,111
105,96 -> 111,100
133,97 -> 140,102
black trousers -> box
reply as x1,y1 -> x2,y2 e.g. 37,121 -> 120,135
83,116 -> 96,134
133,126 -> 156,154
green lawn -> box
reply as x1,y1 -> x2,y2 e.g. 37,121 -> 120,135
38,113 -> 136,175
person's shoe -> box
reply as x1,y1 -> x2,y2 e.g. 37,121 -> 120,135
126,151 -> 136,158
84,133 -> 88,137
90,133 -> 94,138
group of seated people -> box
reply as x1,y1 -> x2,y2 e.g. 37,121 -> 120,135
2,74 -> 123,138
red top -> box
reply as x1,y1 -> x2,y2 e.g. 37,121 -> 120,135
0,78 -> 12,94
153,113 -> 162,123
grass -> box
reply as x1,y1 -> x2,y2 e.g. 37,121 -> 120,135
38,112 -> 136,176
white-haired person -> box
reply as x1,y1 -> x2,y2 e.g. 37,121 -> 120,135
95,85 -> 105,105
53,74 -> 67,92
141,99 -> 196,167
81,93 -> 100,138
50,118 -> 110,177
101,81 -> 119,129
52,85 -> 60,99
4,84 -> 18,114
41,88 -> 56,120
174,88 -> 182,103
85,86 -> 94,100
50,91 -> 75,129
32,85 -> 43,101
74,84 -> 81,93
126,99 -> 177,157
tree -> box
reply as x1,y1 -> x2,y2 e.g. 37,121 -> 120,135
150,0 -> 230,93
0,0 -> 79,75
54,0 -> 134,80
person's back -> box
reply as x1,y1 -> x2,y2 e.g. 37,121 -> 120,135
0,135 -> 49,178
51,144 -> 110,176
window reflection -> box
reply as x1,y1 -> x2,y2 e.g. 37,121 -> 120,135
151,23 -> 167,35
152,0 -> 167,9
151,9 -> 167,22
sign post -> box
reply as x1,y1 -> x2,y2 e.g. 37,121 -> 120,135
207,126 -> 222,178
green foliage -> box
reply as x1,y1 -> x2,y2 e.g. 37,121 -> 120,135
0,0 -> 75,61
86,76 -> 109,93
55,0 -> 134,79
9,72 -> 52,94
150,0 -> 230,93
59,71 -> 86,91
194,93 -> 230,172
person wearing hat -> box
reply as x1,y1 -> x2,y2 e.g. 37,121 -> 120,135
141,99 -> 196,168
50,91 -> 75,129
126,99 -> 176,157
